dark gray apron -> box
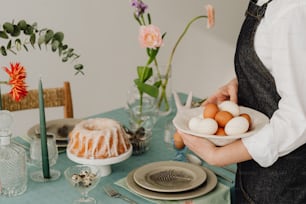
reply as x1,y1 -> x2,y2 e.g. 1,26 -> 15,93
234,0 -> 306,203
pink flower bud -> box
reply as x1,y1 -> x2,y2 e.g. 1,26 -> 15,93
206,4 -> 215,29
138,25 -> 163,49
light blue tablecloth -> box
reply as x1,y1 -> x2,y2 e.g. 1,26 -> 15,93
0,93 -> 236,204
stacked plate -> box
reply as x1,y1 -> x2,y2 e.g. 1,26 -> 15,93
126,161 -> 218,200
27,118 -> 81,151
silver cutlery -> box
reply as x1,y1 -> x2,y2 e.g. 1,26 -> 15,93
186,153 -> 234,183
103,185 -> 138,204
207,167 -> 234,184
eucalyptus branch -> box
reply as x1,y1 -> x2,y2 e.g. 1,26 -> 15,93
0,19 -> 84,75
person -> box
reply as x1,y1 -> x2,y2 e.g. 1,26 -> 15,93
178,0 -> 306,203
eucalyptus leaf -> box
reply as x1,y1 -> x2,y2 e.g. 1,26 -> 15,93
0,46 -> 7,56
74,64 -> 83,70
61,44 -> 68,50
58,46 -> 62,56
11,25 -> 21,37
3,22 -> 14,33
62,57 -> 68,62
0,31 -> 8,39
17,20 -> 27,30
24,24 -> 34,35
30,34 -> 36,47
38,35 -> 45,46
53,32 -> 64,42
6,40 -> 11,49
67,52 -> 74,57
66,48 -> 74,54
15,39 -> 22,51
51,40 -> 59,52
44,29 -> 54,44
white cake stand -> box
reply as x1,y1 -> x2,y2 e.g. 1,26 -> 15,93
67,146 -> 132,176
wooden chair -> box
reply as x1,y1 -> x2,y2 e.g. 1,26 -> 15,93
1,81 -> 74,118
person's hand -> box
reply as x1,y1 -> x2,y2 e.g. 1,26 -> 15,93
178,130 -> 252,166
202,78 -> 238,106
178,130 -> 217,164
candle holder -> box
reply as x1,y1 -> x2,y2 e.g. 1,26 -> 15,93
29,133 -> 61,182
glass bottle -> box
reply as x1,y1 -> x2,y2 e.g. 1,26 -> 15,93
0,110 -> 27,197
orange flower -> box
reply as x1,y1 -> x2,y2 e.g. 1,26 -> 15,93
206,4 -> 215,29
3,62 -> 28,102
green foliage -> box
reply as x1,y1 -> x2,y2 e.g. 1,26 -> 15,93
0,19 -> 84,74
134,66 -> 160,98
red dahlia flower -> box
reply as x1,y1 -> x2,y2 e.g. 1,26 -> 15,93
3,62 -> 28,102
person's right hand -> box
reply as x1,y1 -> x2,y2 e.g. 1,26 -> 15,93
202,78 -> 238,106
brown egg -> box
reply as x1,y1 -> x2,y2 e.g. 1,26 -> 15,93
214,111 -> 233,127
173,131 -> 185,150
203,103 -> 219,119
240,113 -> 252,129
215,127 -> 227,136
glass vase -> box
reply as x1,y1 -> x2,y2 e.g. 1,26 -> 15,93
125,85 -> 157,155
126,85 -> 158,131
0,110 -> 27,197
154,63 -> 173,116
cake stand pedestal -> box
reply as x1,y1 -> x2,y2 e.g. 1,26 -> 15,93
67,146 -> 133,176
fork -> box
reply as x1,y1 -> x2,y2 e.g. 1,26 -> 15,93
103,185 -> 138,204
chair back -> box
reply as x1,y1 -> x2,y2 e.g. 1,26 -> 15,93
1,81 -> 73,118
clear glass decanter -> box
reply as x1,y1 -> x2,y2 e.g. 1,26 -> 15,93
0,110 -> 27,197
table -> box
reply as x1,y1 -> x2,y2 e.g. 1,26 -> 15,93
1,93 -> 236,204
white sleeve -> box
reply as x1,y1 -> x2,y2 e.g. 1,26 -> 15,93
242,3 -> 306,167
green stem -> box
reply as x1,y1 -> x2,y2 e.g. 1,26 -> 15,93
157,15 -> 207,111
139,90 -> 143,114
165,15 -> 207,79
157,78 -> 170,111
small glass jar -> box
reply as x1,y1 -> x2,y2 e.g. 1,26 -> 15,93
0,110 -> 27,197
125,127 -> 152,155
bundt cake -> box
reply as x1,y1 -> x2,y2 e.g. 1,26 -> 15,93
67,118 -> 131,159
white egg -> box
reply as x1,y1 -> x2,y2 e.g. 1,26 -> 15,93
188,117 -> 218,135
224,116 -> 249,136
218,101 -> 240,116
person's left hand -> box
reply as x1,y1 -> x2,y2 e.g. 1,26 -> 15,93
178,131 -> 217,165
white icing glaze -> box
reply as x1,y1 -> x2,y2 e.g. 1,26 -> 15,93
67,118 -> 130,159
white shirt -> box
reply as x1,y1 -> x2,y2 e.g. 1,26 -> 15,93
241,0 -> 306,167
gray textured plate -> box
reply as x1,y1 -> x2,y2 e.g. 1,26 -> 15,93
133,161 -> 207,193
27,118 -> 81,147
127,163 -> 217,200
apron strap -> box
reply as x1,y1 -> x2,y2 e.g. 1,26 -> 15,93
246,0 -> 273,19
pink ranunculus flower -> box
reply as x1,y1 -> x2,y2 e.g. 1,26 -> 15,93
138,25 -> 163,49
206,4 -> 215,29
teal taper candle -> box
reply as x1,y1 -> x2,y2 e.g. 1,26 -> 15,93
38,79 -> 50,178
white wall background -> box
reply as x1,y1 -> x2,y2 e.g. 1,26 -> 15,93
0,0 -> 248,136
